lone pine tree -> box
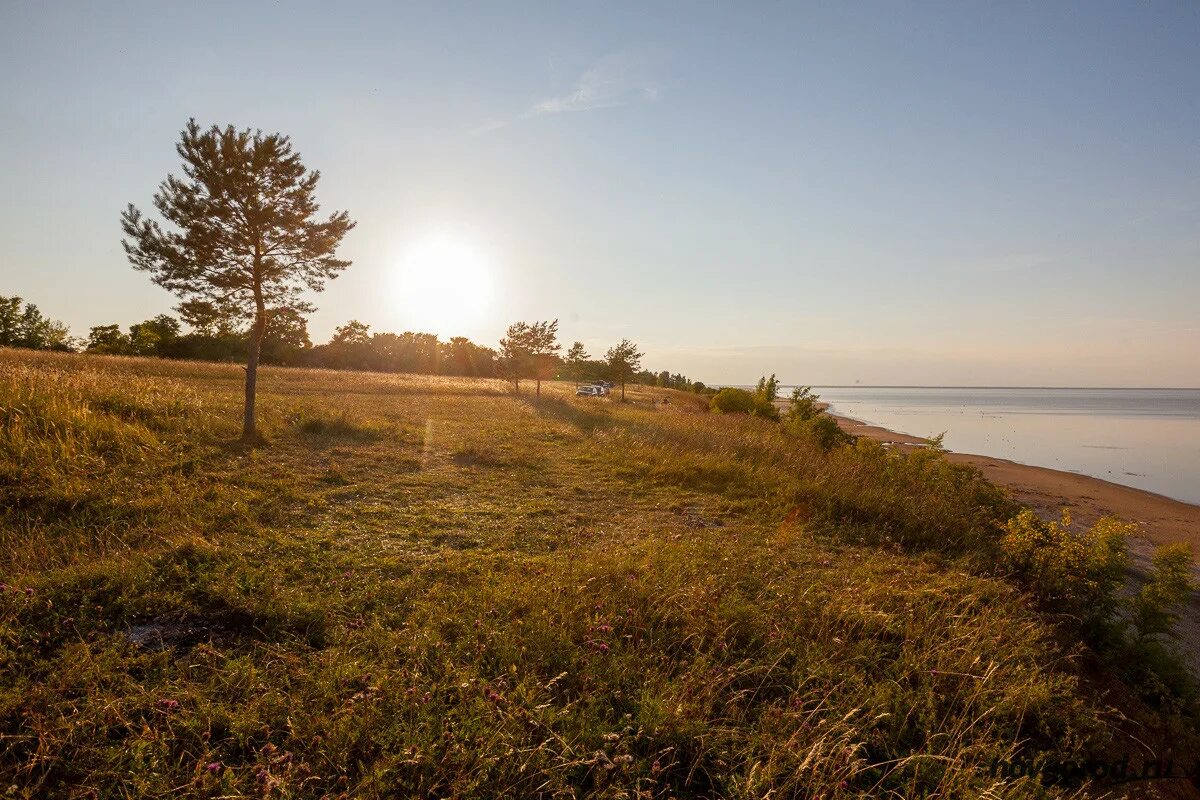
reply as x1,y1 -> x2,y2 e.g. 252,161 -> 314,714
122,119 -> 354,442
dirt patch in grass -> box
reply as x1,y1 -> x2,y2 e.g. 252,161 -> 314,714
124,612 -> 253,652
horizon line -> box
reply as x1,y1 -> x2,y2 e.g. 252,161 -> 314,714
721,384 -> 1200,391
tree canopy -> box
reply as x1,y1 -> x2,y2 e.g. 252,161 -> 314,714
604,338 -> 644,401
0,296 -> 73,351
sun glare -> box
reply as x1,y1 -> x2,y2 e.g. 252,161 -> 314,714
396,235 -> 494,335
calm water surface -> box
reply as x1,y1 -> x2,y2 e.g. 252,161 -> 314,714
797,387 -> 1200,504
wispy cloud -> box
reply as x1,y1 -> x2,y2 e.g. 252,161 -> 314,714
471,52 -> 660,134
532,53 -> 657,115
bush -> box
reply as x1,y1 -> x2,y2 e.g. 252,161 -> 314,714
709,387 -> 778,420
778,387 -> 852,450
785,386 -> 822,421
1000,509 -> 1130,635
1002,512 -> 1196,646
1132,542 -> 1195,643
1124,542 -> 1198,709
784,413 -> 852,451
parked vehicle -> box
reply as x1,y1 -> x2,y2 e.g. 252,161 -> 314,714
576,385 -> 603,397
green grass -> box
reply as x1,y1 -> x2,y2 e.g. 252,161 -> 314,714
0,347 -> 1192,798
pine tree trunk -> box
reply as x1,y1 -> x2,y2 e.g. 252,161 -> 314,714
621,382 -> 626,401
242,298 -> 266,443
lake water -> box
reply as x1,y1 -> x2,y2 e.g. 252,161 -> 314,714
796,387 -> 1200,505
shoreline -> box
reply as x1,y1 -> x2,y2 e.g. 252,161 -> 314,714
826,411 -> 1200,553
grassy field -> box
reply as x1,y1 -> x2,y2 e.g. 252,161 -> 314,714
0,348 -> 1195,798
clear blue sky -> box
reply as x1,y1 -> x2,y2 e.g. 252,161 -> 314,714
2,1 -> 1197,385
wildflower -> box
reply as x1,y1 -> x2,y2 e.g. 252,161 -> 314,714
157,699 -> 180,711
597,643 -> 609,653
930,669 -> 938,676
206,761 -> 222,774
597,624 -> 612,633
24,587 -> 33,596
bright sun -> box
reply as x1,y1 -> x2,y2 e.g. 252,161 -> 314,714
395,235 -> 494,335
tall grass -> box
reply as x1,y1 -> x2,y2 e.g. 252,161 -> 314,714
0,348 -> 1192,797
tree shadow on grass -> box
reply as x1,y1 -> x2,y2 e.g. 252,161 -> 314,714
522,395 -> 620,436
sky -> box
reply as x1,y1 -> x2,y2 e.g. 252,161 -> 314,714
1,1 -> 1198,386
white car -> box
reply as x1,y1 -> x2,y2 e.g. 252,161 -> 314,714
576,385 -> 604,397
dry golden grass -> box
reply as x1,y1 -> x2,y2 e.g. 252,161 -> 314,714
0,348 -> 1193,798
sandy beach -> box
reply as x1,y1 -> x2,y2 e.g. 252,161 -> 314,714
829,412 -> 1200,554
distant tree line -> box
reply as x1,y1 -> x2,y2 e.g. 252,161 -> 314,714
0,296 -> 74,351
77,311 -> 498,376
0,295 -> 708,393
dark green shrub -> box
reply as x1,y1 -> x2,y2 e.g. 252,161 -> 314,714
1132,542 -> 1195,643
709,387 -> 778,420
1000,509 -> 1130,634
785,413 -> 852,450
785,386 -> 822,421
